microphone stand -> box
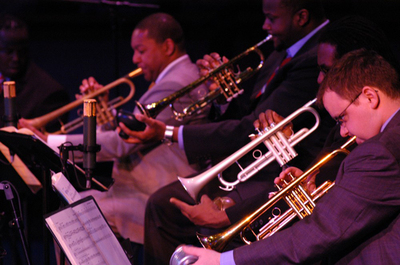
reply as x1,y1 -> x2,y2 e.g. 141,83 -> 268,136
0,182 -> 31,265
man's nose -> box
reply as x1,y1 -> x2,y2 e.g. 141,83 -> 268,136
340,125 -> 349,138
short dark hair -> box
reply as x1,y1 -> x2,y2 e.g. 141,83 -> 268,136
135,13 -> 185,52
280,0 -> 325,22
0,14 -> 28,33
318,15 -> 399,71
317,49 -> 400,106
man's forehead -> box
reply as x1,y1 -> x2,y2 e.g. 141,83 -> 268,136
0,30 -> 28,47
323,90 -> 345,113
132,28 -> 149,39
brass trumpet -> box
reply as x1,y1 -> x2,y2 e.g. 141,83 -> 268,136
22,68 -> 143,134
178,99 -> 320,201
197,136 -> 357,251
136,35 -> 272,120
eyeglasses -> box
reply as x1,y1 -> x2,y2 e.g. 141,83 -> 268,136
318,65 -> 330,75
335,92 -> 362,126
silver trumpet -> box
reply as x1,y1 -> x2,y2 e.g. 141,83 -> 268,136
178,99 -> 320,201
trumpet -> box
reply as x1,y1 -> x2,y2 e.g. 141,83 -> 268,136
178,99 -> 320,201
136,35 -> 272,120
22,68 -> 143,134
197,136 -> 357,251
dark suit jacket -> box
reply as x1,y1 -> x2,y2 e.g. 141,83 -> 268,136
0,62 -> 70,132
233,110 -> 400,264
183,29 -> 335,210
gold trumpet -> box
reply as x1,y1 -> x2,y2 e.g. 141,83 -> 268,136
197,136 -> 357,251
179,99 -> 320,201
23,68 -> 143,134
136,35 -> 272,120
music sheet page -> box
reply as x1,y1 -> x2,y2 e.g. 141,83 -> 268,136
45,197 -> 130,265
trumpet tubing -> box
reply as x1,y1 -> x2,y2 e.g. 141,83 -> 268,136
197,136 -> 357,252
178,99 -> 320,201
136,35 -> 272,120
24,68 -> 142,134
253,180 -> 335,242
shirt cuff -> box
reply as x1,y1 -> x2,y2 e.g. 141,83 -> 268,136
178,125 -> 185,150
47,134 -> 68,153
220,250 -> 236,265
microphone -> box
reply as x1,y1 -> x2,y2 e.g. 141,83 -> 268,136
3,81 -> 18,163
3,81 -> 18,128
83,99 -> 100,189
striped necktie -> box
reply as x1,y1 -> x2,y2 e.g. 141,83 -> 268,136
256,55 -> 292,98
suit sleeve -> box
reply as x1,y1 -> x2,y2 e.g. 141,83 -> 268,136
232,140 -> 400,264
182,48 -> 328,166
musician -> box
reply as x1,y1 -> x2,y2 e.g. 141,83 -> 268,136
23,12 -> 210,262
142,12 -> 400,265
118,0 -> 337,264
0,14 -> 69,265
168,13 -> 399,256
0,14 -> 69,131
183,48 -> 400,265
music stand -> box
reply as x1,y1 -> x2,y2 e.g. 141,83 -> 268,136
0,130 -> 112,265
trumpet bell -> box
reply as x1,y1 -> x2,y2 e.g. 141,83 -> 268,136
178,99 -> 320,201
22,68 -> 143,134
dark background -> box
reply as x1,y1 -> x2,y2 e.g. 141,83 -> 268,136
0,0 -> 400,264
1,0 -> 400,114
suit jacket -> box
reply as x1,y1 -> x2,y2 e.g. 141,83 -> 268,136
183,30 -> 335,214
63,55 -> 210,244
0,62 -> 69,197
0,62 -> 70,131
233,110 -> 400,265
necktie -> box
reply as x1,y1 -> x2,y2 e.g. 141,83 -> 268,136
256,55 -> 292,98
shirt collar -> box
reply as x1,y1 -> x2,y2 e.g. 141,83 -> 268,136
381,108 -> 400,132
286,19 -> 329,58
155,54 -> 189,84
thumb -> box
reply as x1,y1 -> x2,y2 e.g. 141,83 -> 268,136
200,195 -> 213,205
170,197 -> 191,212
135,113 -> 151,123
182,245 -> 201,256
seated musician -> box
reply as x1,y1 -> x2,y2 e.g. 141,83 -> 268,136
183,47 -> 400,265
20,12 -> 210,263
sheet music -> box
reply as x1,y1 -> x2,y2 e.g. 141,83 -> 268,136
0,126 -> 42,193
52,172 -> 81,204
45,197 -> 130,265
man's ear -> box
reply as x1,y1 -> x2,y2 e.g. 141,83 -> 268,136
163,38 -> 176,56
295,9 -> 310,27
362,86 -> 380,109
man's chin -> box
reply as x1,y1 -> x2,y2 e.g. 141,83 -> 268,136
4,68 -> 23,79
355,138 -> 365,144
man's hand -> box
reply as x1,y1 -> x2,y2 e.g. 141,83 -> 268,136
170,195 -> 232,229
180,245 -> 220,265
118,114 -> 166,144
254,109 -> 293,138
274,166 -> 318,195
76,76 -> 107,102
196,53 -> 229,93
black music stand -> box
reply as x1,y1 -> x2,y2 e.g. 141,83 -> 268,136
0,130 -> 112,265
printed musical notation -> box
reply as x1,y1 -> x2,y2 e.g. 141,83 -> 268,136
52,172 -> 81,204
45,196 -> 130,265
